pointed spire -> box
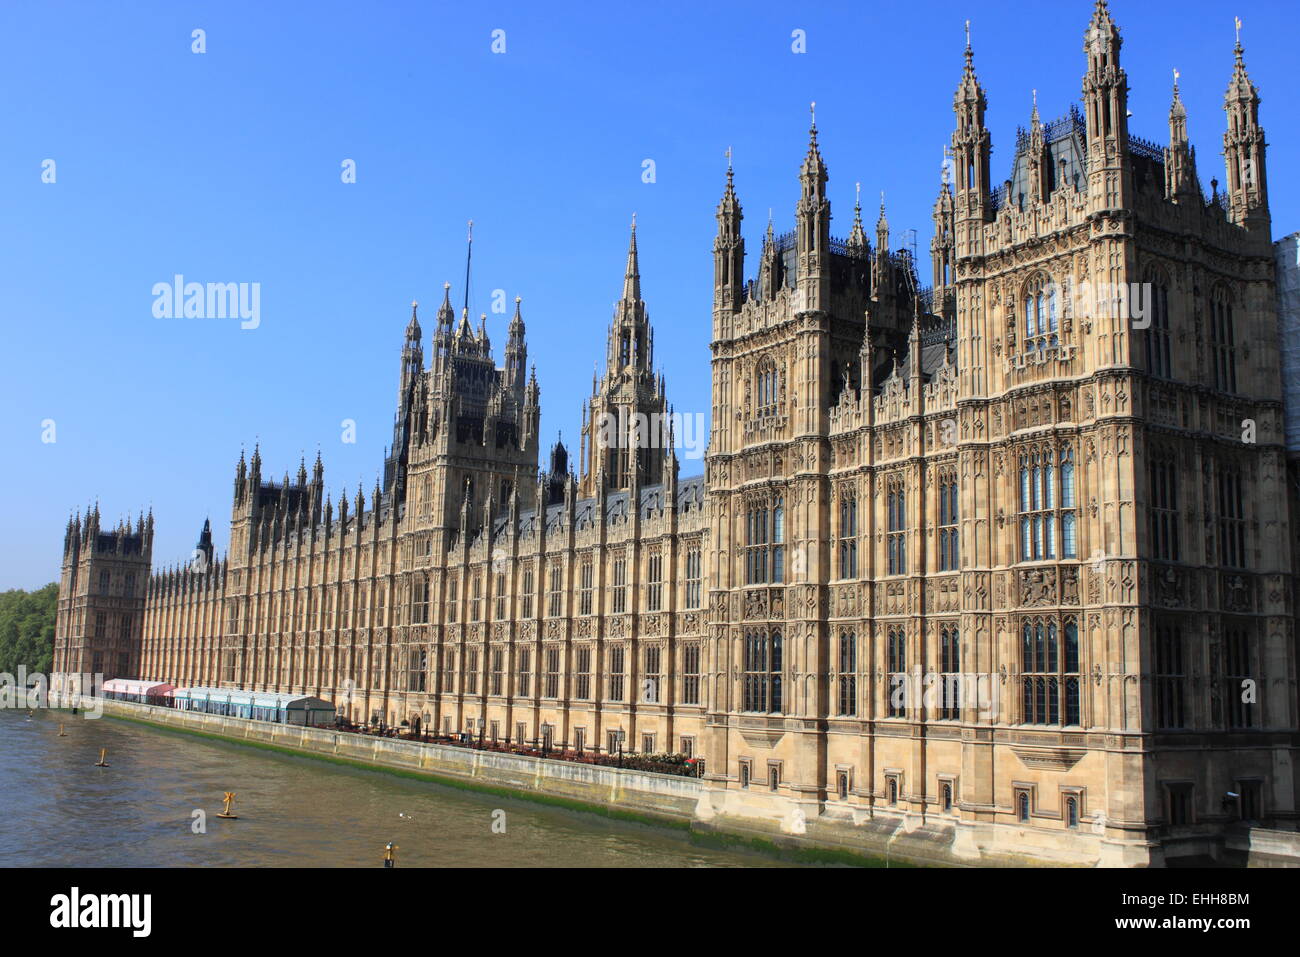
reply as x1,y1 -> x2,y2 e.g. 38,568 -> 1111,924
801,100 -> 826,177
622,215 -> 641,302
406,299 -> 421,340
848,181 -> 867,251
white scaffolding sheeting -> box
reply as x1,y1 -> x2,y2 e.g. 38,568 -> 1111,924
1277,234 -> 1300,452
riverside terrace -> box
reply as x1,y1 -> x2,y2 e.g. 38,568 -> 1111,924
86,690 -> 706,780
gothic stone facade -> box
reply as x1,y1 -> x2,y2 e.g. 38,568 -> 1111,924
53,2 -> 1297,866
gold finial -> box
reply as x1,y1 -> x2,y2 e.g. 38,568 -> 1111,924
515,295 -> 521,304
1235,16 -> 1241,45
411,300 -> 418,309
725,145 -> 732,170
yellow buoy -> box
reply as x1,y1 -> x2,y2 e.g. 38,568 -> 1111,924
94,748 -> 109,767
384,841 -> 398,868
216,791 -> 239,820
58,724 -> 67,737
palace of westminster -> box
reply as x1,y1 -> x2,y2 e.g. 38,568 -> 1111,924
51,3 -> 1300,865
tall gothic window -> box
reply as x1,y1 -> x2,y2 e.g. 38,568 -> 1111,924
611,557 -> 627,613
579,560 -> 593,616
516,648 -> 531,698
742,630 -> 783,713
745,495 -> 785,584
1019,446 -> 1077,560
756,358 -> 779,417
886,479 -> 907,575
1022,275 -> 1059,350
608,644 -> 625,701
938,470 -> 959,571
838,490 -> 858,579
547,565 -> 563,617
1221,627 -> 1255,730
1218,466 -> 1246,568
682,644 -> 701,705
520,566 -> 533,618
1149,455 -> 1180,561
575,646 -> 591,700
1021,618 -> 1080,725
837,632 -> 857,716
1210,286 -> 1236,393
464,648 -> 478,695
1143,269 -> 1172,379
490,647 -> 504,696
683,546 -> 702,609
939,625 -> 960,720
646,551 -> 663,612
407,646 -> 427,693
446,575 -> 458,623
643,645 -> 661,703
544,647 -> 560,699
886,627 -> 906,717
1154,621 -> 1186,729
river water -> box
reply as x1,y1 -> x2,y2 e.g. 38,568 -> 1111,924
0,708 -> 798,868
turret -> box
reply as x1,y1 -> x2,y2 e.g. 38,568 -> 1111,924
795,103 -> 830,313
713,151 -> 745,318
1222,25 -> 1269,232
1164,69 -> 1200,202
1081,0 -> 1131,213
952,23 -> 992,239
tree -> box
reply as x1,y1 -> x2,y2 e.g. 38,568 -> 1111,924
0,584 -> 58,677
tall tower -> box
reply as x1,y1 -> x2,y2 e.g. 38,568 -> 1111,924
52,505 -> 152,696
578,221 -> 670,497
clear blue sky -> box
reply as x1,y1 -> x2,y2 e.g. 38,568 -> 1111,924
1,0 -> 1294,590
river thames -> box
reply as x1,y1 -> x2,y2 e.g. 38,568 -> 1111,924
0,708 -> 804,867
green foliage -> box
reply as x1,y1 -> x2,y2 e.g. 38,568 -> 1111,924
0,583 -> 58,677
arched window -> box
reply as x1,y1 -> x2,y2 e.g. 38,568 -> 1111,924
939,626 -> 960,719
837,632 -> 857,716
887,478 -> 907,574
938,469 -> 959,571
1143,267 -> 1172,379
1018,792 -> 1031,822
742,630 -> 783,714
744,494 -> 785,584
1022,275 -> 1059,351
756,359 -> 779,417
942,783 -> 953,812
1210,285 -> 1236,393
1022,617 -> 1081,726
886,627 -> 907,717
1066,796 -> 1079,828
1019,445 -> 1077,560
838,489 -> 858,579
888,778 -> 899,805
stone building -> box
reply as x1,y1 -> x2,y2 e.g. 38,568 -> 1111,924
53,1 -> 1297,865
